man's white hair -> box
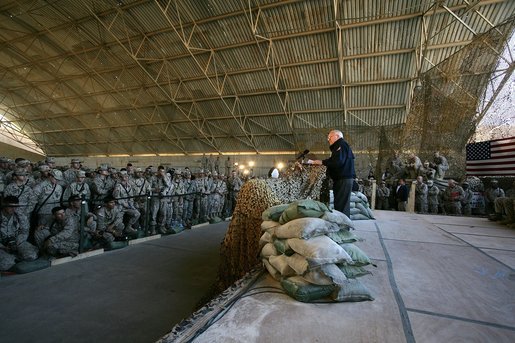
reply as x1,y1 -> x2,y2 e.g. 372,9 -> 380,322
330,130 -> 343,138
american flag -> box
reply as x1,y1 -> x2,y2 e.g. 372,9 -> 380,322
466,136 -> 515,176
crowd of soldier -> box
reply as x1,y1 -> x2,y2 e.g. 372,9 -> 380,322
358,151 -> 515,229
0,156 -> 244,271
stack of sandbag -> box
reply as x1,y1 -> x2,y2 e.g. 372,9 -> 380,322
350,191 -> 375,220
260,199 -> 374,303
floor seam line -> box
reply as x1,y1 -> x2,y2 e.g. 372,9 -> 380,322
375,222 -> 415,343
406,308 -> 515,332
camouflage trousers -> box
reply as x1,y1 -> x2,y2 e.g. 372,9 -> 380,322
183,199 -> 193,225
172,197 -> 183,222
495,197 -> 514,221
445,201 -> 462,215
0,242 -> 39,271
151,198 -> 171,229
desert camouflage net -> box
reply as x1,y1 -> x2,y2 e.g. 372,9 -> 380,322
217,179 -> 280,290
217,166 -> 328,291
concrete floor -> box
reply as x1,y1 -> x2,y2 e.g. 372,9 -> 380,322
163,211 -> 515,343
0,222 -> 229,343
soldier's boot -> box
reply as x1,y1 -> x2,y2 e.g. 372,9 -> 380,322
124,225 -> 138,236
149,225 -> 157,236
158,226 -> 168,235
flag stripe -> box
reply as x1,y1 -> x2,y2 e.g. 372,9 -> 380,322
466,136 -> 515,177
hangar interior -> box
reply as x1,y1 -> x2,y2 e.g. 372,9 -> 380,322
1,1 -> 514,343
1,0 -> 514,177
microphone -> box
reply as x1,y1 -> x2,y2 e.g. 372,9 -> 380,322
296,149 -> 310,160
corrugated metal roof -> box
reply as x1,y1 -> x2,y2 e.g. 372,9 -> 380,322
0,0 -> 513,156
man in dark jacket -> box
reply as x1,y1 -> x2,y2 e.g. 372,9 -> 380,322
396,178 -> 409,211
309,130 -> 355,217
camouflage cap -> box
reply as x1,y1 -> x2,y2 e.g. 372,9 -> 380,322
45,157 -> 56,164
71,158 -> 81,164
50,169 -> 64,181
14,168 -> 29,176
39,164 -> 51,172
76,170 -> 86,178
97,164 -> 109,172
17,159 -> 31,167
0,156 -> 9,163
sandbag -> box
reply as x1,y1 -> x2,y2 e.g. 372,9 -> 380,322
259,232 -> 272,249
262,204 -> 290,222
274,217 -> 340,240
261,220 -> 280,235
355,202 -> 375,219
287,236 -> 353,267
260,243 -> 278,258
303,264 -> 347,286
337,264 -> 372,278
326,228 -> 361,244
273,238 -> 294,256
281,276 -> 335,302
340,243 -> 373,267
350,207 -> 361,215
279,199 -> 330,224
263,259 -> 281,281
285,253 -> 309,275
269,255 -> 296,277
353,191 -> 369,203
320,210 -> 354,229
331,279 -> 374,302
12,258 -> 51,274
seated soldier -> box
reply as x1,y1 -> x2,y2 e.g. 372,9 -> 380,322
64,195 -> 97,251
34,206 -> 66,254
0,196 -> 39,271
492,180 -> 515,228
96,196 -> 125,242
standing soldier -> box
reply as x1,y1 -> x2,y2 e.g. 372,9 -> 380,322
212,174 -> 227,219
193,170 -> 206,224
63,158 -> 82,186
182,170 -> 197,229
63,170 -> 91,209
91,165 -> 114,208
443,179 -> 465,215
33,169 -> 65,227
389,152 -> 405,179
226,170 -> 243,217
171,171 -> 185,229
214,156 -> 221,174
224,157 -> 232,176
131,168 -> 151,231
415,176 -> 428,214
427,180 -> 440,214
4,168 -> 36,222
461,182 -> 474,216
375,181 -> 390,210
150,166 -> 173,235
113,171 -> 140,235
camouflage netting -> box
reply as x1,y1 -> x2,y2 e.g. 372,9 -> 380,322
370,20 -> 515,181
265,164 -> 328,203
216,165 -> 328,293
216,179 -> 280,291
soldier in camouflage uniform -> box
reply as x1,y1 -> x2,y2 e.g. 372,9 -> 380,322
63,158 -> 82,187
226,170 -> 242,217
415,176 -> 428,214
443,179 -> 465,215
171,171 -> 185,228
33,169 -> 65,227
182,170 -> 197,229
0,196 -> 39,271
427,180 -> 440,214
461,182 -> 474,216
484,179 -> 505,215
199,171 -> 212,222
113,171 -> 139,235
212,173 -> 227,219
406,153 -> 422,179
63,170 -> 91,210
95,196 -> 125,242
131,168 -> 151,230
4,168 -> 36,222
91,165 -> 114,208
375,181 -> 390,210
150,166 -> 173,235
192,171 -> 205,223
431,151 -> 449,180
